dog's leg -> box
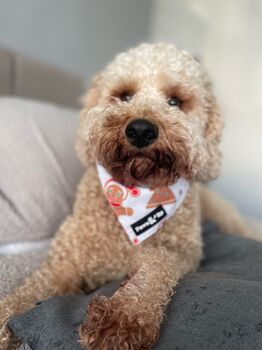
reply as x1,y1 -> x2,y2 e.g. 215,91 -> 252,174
0,166 -> 129,349
0,212 -> 125,350
199,184 -> 262,240
0,216 -> 85,349
80,240 -> 202,350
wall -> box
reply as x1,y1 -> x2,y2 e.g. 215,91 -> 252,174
0,0 -> 152,80
150,0 -> 262,219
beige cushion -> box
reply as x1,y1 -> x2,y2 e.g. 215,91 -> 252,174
0,97 -> 83,244
0,48 -> 84,108
0,249 -> 48,298
0,97 -> 83,297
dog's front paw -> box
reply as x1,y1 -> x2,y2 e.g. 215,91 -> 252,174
0,325 -> 18,350
0,303 -> 19,350
0,296 -> 35,350
79,295 -> 159,350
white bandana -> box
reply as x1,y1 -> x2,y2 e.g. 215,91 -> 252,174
96,163 -> 189,245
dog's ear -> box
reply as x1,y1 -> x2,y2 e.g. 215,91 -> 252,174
196,83 -> 224,182
80,73 -> 102,109
76,74 -> 102,166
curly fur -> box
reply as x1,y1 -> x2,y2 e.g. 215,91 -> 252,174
80,296 -> 159,350
0,43 -> 259,350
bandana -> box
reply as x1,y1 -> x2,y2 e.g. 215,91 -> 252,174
96,163 -> 189,245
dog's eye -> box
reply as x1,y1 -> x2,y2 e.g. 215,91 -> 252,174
167,96 -> 182,107
119,92 -> 133,102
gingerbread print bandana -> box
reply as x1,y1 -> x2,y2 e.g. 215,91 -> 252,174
96,163 -> 189,245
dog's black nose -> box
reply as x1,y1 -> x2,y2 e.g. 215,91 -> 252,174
125,119 -> 158,148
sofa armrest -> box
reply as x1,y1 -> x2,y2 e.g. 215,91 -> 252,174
0,48 -> 84,108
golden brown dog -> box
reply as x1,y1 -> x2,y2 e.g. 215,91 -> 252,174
0,43 -> 258,350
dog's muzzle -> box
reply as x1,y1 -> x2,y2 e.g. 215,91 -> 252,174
125,118 -> 158,149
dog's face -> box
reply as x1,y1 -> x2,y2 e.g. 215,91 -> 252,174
78,43 -> 223,187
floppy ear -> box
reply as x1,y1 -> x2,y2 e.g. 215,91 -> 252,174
196,84 -> 224,182
76,74 -> 102,166
80,73 -> 102,109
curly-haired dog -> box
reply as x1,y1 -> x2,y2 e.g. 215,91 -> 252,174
0,43 -> 259,350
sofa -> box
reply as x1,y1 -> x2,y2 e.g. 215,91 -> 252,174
1,49 -> 262,350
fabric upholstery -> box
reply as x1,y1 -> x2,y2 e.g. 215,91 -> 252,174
0,249 -> 48,299
0,97 -> 83,297
0,48 -> 84,108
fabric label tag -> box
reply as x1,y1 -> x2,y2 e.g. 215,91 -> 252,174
131,205 -> 167,235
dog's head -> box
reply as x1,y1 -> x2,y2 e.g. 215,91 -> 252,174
77,43 -> 223,187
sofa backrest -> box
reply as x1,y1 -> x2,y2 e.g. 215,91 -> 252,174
0,48 -> 84,108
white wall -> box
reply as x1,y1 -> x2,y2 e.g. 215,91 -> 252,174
150,0 -> 262,219
0,0 -> 152,80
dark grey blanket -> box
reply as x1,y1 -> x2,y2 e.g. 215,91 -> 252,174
9,223 -> 262,350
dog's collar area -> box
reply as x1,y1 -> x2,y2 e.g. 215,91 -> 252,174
96,162 -> 189,245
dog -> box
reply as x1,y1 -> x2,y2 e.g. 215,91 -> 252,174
0,43 -> 259,350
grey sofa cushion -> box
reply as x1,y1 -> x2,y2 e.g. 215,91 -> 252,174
0,97 -> 83,297
9,223 -> 262,350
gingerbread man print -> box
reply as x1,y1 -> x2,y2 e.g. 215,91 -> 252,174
104,180 -> 140,216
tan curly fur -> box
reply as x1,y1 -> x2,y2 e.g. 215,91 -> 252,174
0,43 -> 260,350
